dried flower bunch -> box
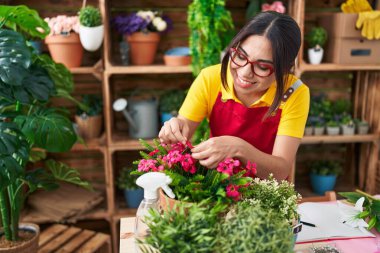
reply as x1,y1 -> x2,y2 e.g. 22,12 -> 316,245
112,10 -> 171,35
44,15 -> 79,35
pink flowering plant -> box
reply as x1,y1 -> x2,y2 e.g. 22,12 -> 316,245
44,15 -> 80,36
132,140 -> 257,204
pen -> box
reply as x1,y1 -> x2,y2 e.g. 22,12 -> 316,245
300,221 -> 316,227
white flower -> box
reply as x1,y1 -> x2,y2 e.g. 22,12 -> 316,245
136,11 -> 154,21
338,197 -> 369,232
152,17 -> 167,32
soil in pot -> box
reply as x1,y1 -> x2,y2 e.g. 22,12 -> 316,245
0,230 -> 35,248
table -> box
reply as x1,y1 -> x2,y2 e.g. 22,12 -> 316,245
120,218 -> 380,253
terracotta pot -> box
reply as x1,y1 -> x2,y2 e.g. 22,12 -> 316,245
45,33 -> 83,68
159,189 -> 180,212
75,114 -> 103,140
126,32 -> 160,65
163,55 -> 191,66
0,223 -> 40,253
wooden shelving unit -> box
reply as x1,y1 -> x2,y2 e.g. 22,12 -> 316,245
15,0 -> 380,252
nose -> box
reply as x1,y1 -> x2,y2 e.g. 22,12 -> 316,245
239,63 -> 254,78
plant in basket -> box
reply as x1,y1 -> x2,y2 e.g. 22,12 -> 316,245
44,14 -> 83,68
112,10 -> 172,65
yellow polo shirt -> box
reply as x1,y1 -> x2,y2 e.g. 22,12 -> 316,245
179,64 -> 310,138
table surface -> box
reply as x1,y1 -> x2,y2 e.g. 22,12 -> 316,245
120,216 -> 380,253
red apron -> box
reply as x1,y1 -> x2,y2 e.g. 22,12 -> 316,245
209,93 -> 281,154
209,79 -> 302,154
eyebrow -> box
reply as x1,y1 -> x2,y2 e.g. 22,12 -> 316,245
238,46 -> 274,64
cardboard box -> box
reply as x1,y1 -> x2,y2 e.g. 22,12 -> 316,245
325,37 -> 380,64
318,13 -> 380,64
318,13 -> 361,39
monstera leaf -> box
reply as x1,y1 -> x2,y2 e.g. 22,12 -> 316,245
0,122 -> 29,189
0,5 -> 49,39
0,29 -> 31,86
14,108 -> 76,152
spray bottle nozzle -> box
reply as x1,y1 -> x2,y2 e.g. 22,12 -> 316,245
136,172 -> 175,200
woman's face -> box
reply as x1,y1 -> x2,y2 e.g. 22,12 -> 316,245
230,35 -> 275,103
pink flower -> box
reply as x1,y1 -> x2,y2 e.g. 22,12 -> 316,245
226,184 -> 241,201
216,158 -> 241,176
162,150 -> 183,167
138,159 -> 159,172
262,1 -> 286,13
149,149 -> 159,156
244,161 -> 257,177
180,154 -> 197,174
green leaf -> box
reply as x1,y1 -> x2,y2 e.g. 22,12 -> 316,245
29,148 -> 46,163
22,64 -> 54,102
0,5 -> 49,39
24,168 -> 59,194
14,108 -> 77,152
338,192 -> 364,204
0,29 -> 31,71
371,199 -> 380,216
34,55 -> 73,94
45,160 -> 92,190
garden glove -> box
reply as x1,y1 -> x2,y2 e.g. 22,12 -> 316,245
341,0 -> 372,13
356,11 -> 380,39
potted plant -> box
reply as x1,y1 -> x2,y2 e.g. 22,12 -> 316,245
75,94 -> 103,140
326,120 -> 340,135
112,10 -> 171,65
313,120 -> 325,135
310,160 -> 342,195
44,15 -> 83,68
340,113 -> 355,135
159,89 -> 186,124
117,167 -> 144,208
0,5 -> 90,252
354,118 -> 370,135
79,5 -> 104,52
305,26 -> 327,65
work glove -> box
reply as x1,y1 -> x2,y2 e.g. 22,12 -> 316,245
356,11 -> 380,39
341,0 -> 372,13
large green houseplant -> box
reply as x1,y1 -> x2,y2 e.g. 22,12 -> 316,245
0,5 -> 90,249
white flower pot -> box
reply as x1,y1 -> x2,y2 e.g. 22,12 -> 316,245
313,126 -> 325,136
304,126 -> 313,136
326,126 -> 340,136
79,24 -> 104,51
308,48 -> 324,65
341,125 -> 355,135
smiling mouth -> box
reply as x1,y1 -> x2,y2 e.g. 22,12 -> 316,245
237,75 -> 256,87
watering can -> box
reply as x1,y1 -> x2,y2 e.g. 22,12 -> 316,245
113,97 -> 159,139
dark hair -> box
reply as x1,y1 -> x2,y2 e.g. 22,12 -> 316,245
221,11 -> 301,118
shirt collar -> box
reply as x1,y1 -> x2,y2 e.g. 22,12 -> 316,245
221,61 -> 276,106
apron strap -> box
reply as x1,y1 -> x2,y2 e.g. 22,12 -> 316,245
282,79 -> 303,102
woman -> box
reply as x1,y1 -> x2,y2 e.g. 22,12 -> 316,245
158,11 -> 309,180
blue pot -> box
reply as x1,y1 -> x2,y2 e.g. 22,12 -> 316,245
123,189 -> 144,208
161,112 -> 174,124
310,173 -> 337,195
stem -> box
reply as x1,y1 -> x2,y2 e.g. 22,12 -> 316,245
356,189 -> 376,200
0,188 -> 11,241
8,183 -> 18,241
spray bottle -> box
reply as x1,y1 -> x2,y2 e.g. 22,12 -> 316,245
134,172 -> 175,241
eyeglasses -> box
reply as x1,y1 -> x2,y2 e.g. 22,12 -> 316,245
229,48 -> 274,77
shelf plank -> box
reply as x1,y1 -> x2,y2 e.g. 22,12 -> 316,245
107,65 -> 192,74
110,134 -> 154,151
299,63 -> 380,73
302,134 -> 379,144
71,134 -> 106,152
70,67 -> 99,74
113,208 -> 138,221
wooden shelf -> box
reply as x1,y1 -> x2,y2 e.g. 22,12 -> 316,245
112,208 -> 138,221
70,66 -> 99,74
106,65 -> 192,75
299,63 -> 380,73
71,134 -> 106,152
110,133 -> 154,151
301,134 -> 379,144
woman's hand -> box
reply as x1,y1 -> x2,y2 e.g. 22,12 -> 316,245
158,117 -> 190,144
191,136 -> 245,168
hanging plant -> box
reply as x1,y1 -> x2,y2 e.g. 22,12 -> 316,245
187,0 -> 235,76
